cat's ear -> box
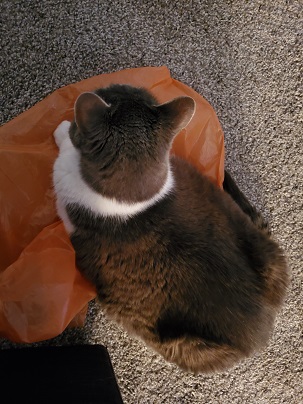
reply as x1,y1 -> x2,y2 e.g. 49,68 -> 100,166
156,96 -> 196,137
74,92 -> 109,134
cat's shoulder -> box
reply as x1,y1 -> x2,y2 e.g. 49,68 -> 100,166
170,155 -> 217,195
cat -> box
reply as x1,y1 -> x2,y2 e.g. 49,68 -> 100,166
52,84 -> 289,374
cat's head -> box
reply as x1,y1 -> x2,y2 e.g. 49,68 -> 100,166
70,84 -> 195,202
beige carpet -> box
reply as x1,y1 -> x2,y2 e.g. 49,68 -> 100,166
1,1 -> 302,402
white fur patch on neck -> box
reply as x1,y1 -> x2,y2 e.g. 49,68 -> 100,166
53,122 -> 174,230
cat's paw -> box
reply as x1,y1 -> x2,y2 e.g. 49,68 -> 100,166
53,120 -> 71,147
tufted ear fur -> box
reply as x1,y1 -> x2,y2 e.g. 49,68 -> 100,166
74,92 -> 110,134
156,96 -> 196,140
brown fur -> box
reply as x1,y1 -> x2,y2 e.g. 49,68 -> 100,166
58,84 -> 289,373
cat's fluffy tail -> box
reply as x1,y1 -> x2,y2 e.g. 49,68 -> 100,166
154,336 -> 247,374
223,170 -> 270,234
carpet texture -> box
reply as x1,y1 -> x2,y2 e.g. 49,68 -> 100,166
1,1 -> 302,403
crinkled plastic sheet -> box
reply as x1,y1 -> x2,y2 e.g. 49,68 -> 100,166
0,66 -> 224,343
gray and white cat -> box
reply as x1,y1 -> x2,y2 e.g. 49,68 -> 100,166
53,84 -> 288,373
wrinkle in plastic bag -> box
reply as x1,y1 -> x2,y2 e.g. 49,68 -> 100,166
0,66 -> 224,343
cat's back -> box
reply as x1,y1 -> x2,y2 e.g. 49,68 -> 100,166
72,155 -> 286,307
72,154 -> 283,284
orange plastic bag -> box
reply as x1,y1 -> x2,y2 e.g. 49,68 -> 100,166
0,66 -> 224,343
